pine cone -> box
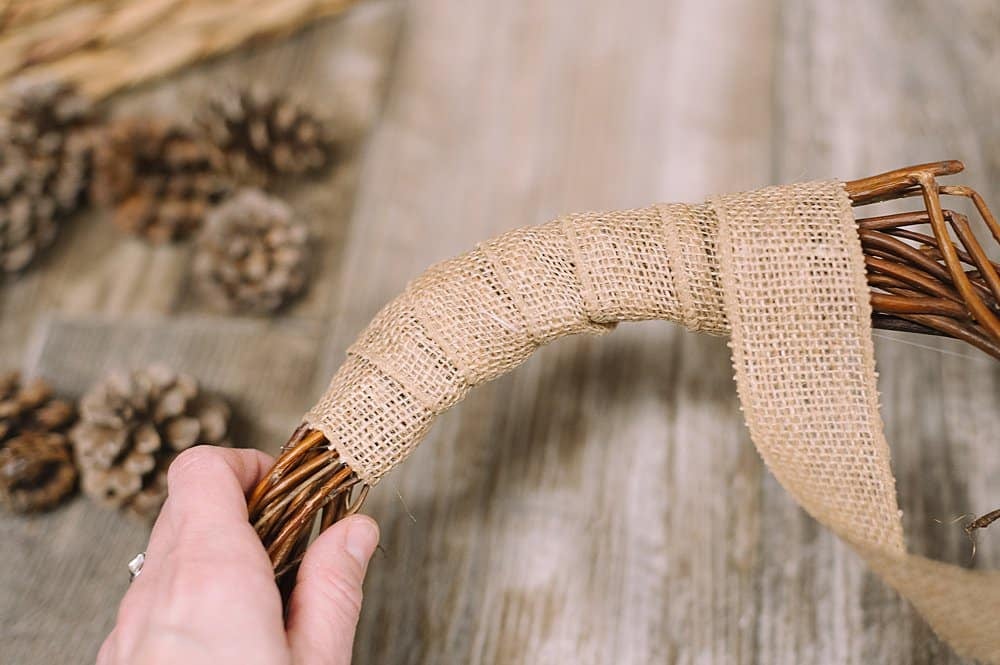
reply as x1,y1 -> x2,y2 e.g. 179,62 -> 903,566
70,364 -> 231,518
0,371 -> 77,513
0,432 -> 77,512
0,79 -> 97,273
0,371 -> 75,445
199,86 -> 334,187
192,188 -> 309,314
92,118 -> 230,243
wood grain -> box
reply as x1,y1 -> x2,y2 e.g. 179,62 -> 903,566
771,3 -> 999,663
339,1 -> 997,663
3,0 -> 999,663
337,1 -> 776,662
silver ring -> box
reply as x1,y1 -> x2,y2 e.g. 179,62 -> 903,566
128,552 -> 146,583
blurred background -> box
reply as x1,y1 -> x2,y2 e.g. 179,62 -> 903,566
1,1 -> 998,663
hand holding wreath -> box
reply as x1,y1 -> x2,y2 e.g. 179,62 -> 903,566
97,447 -> 379,665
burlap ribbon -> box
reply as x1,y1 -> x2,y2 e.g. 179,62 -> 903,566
305,180 -> 1000,661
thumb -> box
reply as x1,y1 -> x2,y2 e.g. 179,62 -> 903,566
286,515 -> 379,665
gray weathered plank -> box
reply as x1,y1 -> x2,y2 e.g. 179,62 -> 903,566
340,1 -> 998,663
771,2 -> 999,663
338,1 -> 778,663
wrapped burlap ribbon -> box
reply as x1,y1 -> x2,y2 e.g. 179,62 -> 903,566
304,180 -> 999,661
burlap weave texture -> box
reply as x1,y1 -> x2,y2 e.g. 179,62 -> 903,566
306,204 -> 726,479
304,181 -> 1000,661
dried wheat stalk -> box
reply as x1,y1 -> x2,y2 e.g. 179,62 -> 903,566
0,0 -> 361,100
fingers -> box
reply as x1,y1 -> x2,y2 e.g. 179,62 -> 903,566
287,515 -> 379,665
107,447 -> 287,663
165,446 -> 275,526
96,628 -> 117,665
122,448 -> 275,614
143,446 -> 274,560
138,446 -> 277,593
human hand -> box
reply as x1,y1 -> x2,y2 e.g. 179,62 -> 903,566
97,446 -> 379,665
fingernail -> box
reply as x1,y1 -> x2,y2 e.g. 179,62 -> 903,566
345,517 -> 379,567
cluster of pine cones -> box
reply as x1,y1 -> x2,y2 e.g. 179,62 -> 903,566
2,79 -> 333,315
0,365 -> 230,518
0,80 -> 97,273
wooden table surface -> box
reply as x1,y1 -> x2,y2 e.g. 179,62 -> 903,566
3,1 -> 999,663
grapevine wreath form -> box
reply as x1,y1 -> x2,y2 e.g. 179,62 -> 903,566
248,161 -> 1000,661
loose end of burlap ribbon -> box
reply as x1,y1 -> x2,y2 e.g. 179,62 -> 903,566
713,182 -> 1000,661
305,181 -> 1000,661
